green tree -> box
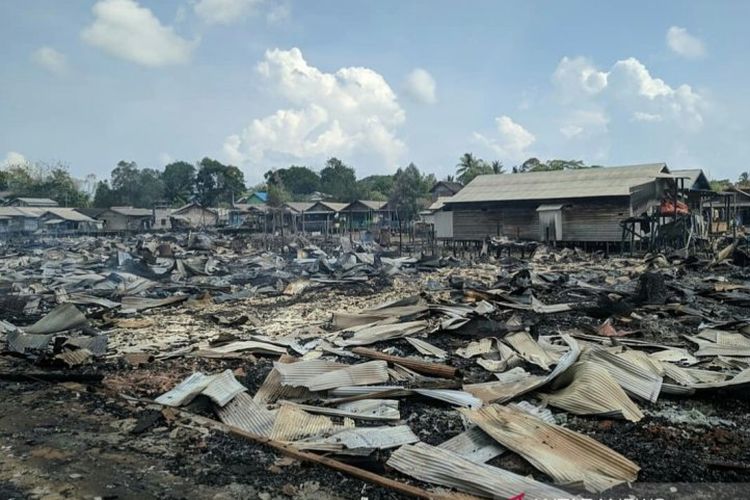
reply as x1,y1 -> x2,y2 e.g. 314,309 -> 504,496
357,174 -> 394,200
710,179 -> 731,192
4,162 -> 89,206
162,161 -> 196,205
266,166 -> 320,195
490,160 -> 505,174
93,181 -> 117,207
389,163 -> 431,224
456,153 -> 493,184
0,170 -> 8,190
110,161 -> 141,204
195,157 -> 246,206
320,157 -> 357,201
738,172 -> 749,186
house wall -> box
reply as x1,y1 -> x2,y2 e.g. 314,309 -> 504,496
153,208 -> 172,230
173,206 -> 218,227
449,196 -> 631,242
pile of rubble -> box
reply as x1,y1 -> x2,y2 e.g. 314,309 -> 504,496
1,234 -> 750,499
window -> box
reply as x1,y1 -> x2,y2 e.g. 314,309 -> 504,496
160,218 -> 166,226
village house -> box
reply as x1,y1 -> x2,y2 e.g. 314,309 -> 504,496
170,202 -> 218,228
5,197 -> 59,207
429,181 -> 463,201
92,207 -> 153,231
441,163 -> 680,243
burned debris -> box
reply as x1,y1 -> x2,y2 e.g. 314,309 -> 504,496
0,228 -> 749,500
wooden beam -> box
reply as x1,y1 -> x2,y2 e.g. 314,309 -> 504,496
352,347 -> 458,379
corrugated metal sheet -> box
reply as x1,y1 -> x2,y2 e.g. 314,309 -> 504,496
216,392 -> 276,436
6,331 -> 54,353
447,163 -> 668,203
155,372 -> 215,407
274,359 -> 348,387
413,389 -> 483,408
23,303 -> 87,334
387,442 -> 573,499
456,338 -> 493,359
201,369 -> 247,407
462,404 -> 640,493
253,366 -> 316,404
504,331 -> 557,370
298,425 -> 418,453
405,337 -> 447,358
306,360 -> 389,391
687,329 -> 750,357
194,340 -> 287,357
281,399 -> 399,421
336,320 -> 427,347
269,405 -> 354,442
584,348 -> 663,402
438,426 -> 506,463
541,362 -> 644,422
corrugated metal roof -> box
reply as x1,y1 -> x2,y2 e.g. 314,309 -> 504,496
446,163 -> 670,203
109,206 -> 152,217
283,201 -> 314,213
541,361 -> 644,422
584,348 -> 663,402
41,208 -> 96,222
11,197 -> 59,206
462,404 -> 640,493
274,359 -> 348,387
269,405 -> 354,441
387,442 -> 572,499
201,369 -> 247,406
306,360 -> 389,391
216,392 -> 276,436
342,200 -> 387,211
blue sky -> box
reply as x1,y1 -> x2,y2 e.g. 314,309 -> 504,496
1,0 -> 748,185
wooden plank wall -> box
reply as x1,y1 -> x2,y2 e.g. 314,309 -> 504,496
450,197 -> 630,242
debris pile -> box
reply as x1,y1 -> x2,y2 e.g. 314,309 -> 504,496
1,236 -> 750,499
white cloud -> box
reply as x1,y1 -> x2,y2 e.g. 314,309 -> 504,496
266,3 -> 290,24
552,55 -> 706,130
473,115 -> 535,160
632,111 -> 663,122
667,26 -> 706,59
560,109 -> 609,139
31,47 -> 68,75
194,0 -> 263,25
224,48 -> 406,172
1,151 -> 29,169
81,0 -> 197,67
404,68 -> 437,104
553,56 -> 608,101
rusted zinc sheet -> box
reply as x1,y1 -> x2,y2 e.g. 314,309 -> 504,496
387,442 -> 574,499
216,392 -> 276,436
541,362 -> 644,422
584,348 -> 662,402
462,404 -> 639,493
253,365 -> 316,404
269,405 -> 354,442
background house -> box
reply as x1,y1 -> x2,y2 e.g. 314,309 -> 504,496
429,181 -> 463,201
443,163 -> 677,243
6,197 -> 59,207
95,207 -> 153,231
170,202 -> 218,228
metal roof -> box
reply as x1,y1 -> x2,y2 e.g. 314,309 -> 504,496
446,163 -> 670,204
108,206 -> 152,217
9,197 -> 59,207
41,208 -> 96,222
670,169 -> 711,190
342,200 -> 387,211
283,201 -> 314,213
306,201 -> 348,213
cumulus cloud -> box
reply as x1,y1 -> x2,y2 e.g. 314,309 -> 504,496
1,151 -> 28,169
81,0 -> 197,67
194,0 -> 263,25
632,111 -> 663,122
224,48 -> 406,171
560,109 -> 609,139
473,115 -> 535,160
553,55 -> 706,131
31,47 -> 68,75
404,68 -> 437,104
667,26 -> 706,59
266,3 -> 290,24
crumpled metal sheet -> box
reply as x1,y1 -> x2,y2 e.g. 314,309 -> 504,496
584,348 -> 663,402
193,340 -> 287,357
201,369 -> 247,407
216,392 -> 276,436
155,372 -> 215,407
253,366 -> 316,404
23,303 -> 87,334
438,426 -> 506,464
405,337 -> 447,358
336,320 -> 428,347
687,329 -> 750,357
541,361 -> 644,422
387,442 -> 573,500
6,331 -> 55,354
298,425 -> 418,453
462,404 -> 640,493
306,360 -> 389,391
120,294 -> 188,313
504,331 -> 558,371
280,399 -> 399,421
269,405 -> 354,442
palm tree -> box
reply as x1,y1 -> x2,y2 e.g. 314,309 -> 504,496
490,160 -> 505,174
456,153 -> 479,181
444,174 -> 455,182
